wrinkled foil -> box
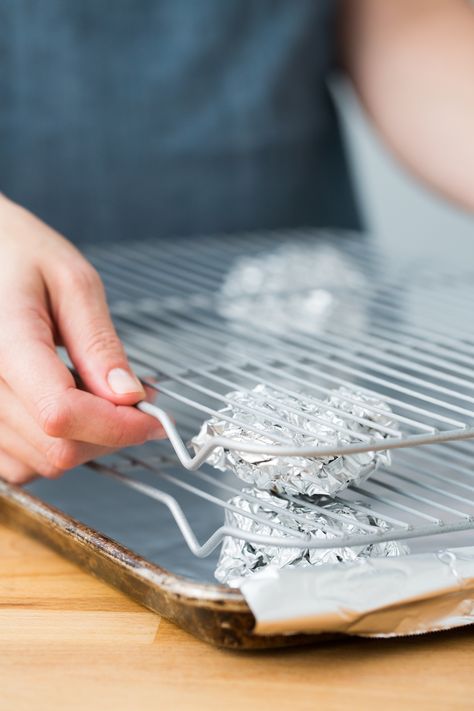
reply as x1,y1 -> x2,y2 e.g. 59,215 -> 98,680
218,242 -> 369,337
191,384 -> 398,496
241,548 -> 474,638
215,488 -> 409,587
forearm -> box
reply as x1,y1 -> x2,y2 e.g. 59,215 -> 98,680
341,0 -> 474,212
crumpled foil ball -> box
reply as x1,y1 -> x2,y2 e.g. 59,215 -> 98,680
215,488 -> 409,587
191,384 -> 398,497
218,241 -> 369,337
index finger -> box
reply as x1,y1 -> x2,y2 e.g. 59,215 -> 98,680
0,300 -> 165,446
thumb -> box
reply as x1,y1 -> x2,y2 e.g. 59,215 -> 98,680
47,261 -> 145,405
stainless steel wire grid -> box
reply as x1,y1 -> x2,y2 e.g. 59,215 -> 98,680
85,435 -> 474,559
82,230 -> 474,558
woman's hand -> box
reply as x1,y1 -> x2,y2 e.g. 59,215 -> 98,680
0,194 -> 165,484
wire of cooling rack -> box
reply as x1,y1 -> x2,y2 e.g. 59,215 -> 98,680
85,233 -> 474,463
86,436 -> 474,557
81,232 -> 474,559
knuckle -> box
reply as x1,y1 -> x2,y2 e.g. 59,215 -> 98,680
45,439 -> 78,472
119,427 -> 148,448
106,421 -> 129,448
105,418 -> 142,448
83,324 -> 123,359
66,262 -> 103,294
36,396 -> 71,438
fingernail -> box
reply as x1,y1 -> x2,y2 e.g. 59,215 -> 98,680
107,368 -> 145,395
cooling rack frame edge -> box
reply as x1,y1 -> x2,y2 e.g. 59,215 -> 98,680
0,481 -> 330,650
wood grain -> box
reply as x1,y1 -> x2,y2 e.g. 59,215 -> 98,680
1,523 -> 474,711
0,481 -> 321,649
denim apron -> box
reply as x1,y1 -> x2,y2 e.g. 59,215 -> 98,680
0,0 -> 360,243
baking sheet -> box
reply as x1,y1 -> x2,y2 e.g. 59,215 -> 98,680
23,231 -> 474,593
27,461 -> 225,584
26,450 -> 474,589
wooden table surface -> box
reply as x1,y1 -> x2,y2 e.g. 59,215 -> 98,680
1,522 -> 473,711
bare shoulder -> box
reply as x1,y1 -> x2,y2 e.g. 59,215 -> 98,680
339,0 -> 472,63
339,0 -> 473,78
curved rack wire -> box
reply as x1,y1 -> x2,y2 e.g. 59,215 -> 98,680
87,436 -> 474,557
80,231 -> 474,563
136,399 -> 474,470
84,230 -> 474,466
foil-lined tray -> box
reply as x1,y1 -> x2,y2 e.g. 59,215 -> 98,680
242,548 -> 474,638
2,230 -> 473,649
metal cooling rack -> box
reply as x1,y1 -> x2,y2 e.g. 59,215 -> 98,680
88,233 -> 474,458
85,434 -> 474,557
83,231 -> 474,556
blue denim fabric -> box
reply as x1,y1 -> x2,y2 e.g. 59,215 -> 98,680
0,0 -> 360,243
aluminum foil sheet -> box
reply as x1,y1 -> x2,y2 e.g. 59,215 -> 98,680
241,547 -> 474,638
215,488 -> 408,587
218,242 -> 369,337
191,384 -> 398,496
